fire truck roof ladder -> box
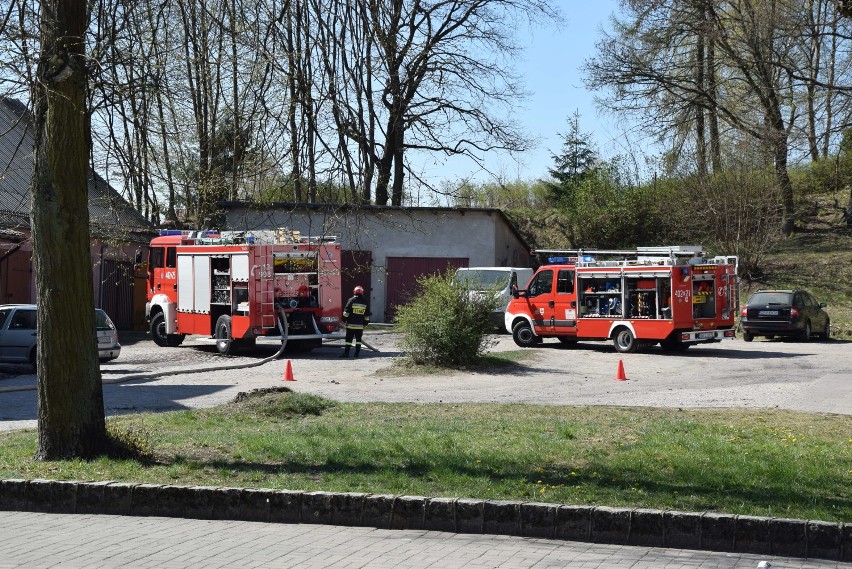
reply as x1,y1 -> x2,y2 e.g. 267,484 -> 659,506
535,246 -> 706,258
535,246 -> 715,267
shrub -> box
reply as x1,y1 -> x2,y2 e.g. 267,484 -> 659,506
395,271 -> 499,367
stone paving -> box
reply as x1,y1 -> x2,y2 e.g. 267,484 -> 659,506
3,511 -> 851,568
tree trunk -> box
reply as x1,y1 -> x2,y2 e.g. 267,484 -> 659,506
32,0 -> 106,459
285,1 -> 302,201
773,132 -> 796,236
391,131 -> 404,205
695,1 -> 707,177
705,2 -> 721,173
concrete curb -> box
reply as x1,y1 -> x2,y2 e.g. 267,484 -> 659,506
1,478 -> 848,561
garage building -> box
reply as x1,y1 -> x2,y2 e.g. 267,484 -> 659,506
221,202 -> 532,323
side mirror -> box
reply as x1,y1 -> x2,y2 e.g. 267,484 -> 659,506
513,289 -> 528,298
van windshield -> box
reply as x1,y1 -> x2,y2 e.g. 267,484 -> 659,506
455,270 -> 510,289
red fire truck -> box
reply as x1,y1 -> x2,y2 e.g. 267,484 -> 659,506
505,246 -> 739,353
145,229 -> 343,354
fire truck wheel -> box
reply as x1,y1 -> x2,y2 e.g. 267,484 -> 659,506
613,328 -> 639,353
167,334 -> 185,347
150,312 -> 185,347
150,312 -> 169,347
215,315 -> 234,355
512,321 -> 540,348
660,339 -> 689,352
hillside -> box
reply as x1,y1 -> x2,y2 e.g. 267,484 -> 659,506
740,227 -> 852,339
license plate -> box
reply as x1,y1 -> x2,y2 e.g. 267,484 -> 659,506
696,332 -> 714,339
758,310 -> 779,316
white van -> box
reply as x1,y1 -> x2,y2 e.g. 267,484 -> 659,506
455,267 -> 534,331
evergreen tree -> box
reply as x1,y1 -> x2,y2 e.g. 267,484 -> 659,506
544,110 -> 598,205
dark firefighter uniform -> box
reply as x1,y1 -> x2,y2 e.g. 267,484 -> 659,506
340,286 -> 371,357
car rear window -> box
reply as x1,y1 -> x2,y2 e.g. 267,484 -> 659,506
748,292 -> 792,305
95,310 -> 116,330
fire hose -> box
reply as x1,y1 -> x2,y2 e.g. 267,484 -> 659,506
0,311 -> 292,393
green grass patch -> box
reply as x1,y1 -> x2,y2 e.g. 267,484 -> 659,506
1,393 -> 850,522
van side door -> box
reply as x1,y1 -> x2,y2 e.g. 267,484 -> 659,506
525,269 -> 555,334
552,268 -> 577,335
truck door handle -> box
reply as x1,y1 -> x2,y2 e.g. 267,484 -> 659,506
548,301 -> 555,308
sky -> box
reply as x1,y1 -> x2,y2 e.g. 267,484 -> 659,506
416,0 -> 628,191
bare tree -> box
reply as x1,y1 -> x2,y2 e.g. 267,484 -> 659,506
586,0 -> 852,236
360,0 -> 553,205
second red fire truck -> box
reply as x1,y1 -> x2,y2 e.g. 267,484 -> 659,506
145,229 -> 343,354
505,246 -> 739,353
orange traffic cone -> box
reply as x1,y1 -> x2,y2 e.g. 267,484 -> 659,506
614,359 -> 628,381
283,360 -> 296,382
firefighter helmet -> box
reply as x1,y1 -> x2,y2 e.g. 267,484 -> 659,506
353,286 -> 364,295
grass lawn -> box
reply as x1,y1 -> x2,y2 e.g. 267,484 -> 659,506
1,390 -> 849,522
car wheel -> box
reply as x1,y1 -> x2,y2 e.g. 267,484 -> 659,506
742,330 -> 754,342
512,321 -> 539,348
215,315 -> 234,355
821,319 -> 831,340
798,321 -> 811,342
613,327 -> 639,353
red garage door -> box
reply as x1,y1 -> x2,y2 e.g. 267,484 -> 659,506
100,259 -> 134,330
385,256 -> 468,321
341,250 -> 373,306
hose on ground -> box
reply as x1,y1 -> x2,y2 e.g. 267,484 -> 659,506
0,311 -> 291,393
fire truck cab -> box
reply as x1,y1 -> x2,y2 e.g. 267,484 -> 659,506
505,246 -> 739,353
145,229 -> 343,354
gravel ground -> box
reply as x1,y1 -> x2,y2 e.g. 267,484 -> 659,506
1,330 -> 850,430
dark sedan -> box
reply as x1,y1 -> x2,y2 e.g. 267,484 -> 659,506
740,289 -> 830,342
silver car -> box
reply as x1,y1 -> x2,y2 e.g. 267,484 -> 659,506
0,304 -> 121,368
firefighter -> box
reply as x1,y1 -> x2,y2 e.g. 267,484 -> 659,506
340,285 -> 371,357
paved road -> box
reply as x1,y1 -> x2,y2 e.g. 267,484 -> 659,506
2,511 -> 850,569
1,331 -> 851,431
